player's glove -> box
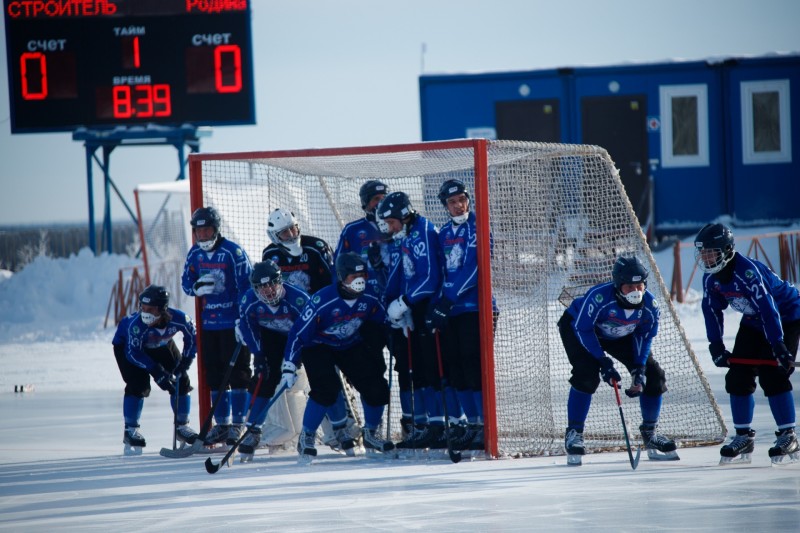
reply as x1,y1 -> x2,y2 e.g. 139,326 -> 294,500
193,273 -> 216,296
388,309 -> 414,337
709,341 -> 732,368
234,319 -> 245,345
173,356 -> 193,377
387,296 -> 410,322
278,360 -> 298,391
367,241 -> 384,270
424,298 -> 454,332
772,341 -> 794,372
152,365 -> 176,395
625,366 -> 646,398
598,356 -> 622,388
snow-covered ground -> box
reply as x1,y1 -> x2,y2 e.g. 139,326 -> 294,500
1,226 -> 799,531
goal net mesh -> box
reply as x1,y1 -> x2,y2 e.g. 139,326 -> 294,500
191,140 -> 726,458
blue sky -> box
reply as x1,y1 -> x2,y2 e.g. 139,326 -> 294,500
1,0 -> 799,226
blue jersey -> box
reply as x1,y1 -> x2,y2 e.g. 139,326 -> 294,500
387,214 -> 442,305
567,282 -> 660,366
238,283 -> 309,356
116,309 -> 197,372
438,212 -> 497,315
182,237 -> 252,330
284,284 -> 387,365
335,217 -> 390,292
701,253 -> 800,345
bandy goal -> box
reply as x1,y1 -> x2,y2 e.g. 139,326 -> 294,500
187,138 -> 726,458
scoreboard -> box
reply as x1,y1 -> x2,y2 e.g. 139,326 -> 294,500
3,0 -> 256,133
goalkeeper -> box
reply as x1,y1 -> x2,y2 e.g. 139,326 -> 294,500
558,255 -> 677,464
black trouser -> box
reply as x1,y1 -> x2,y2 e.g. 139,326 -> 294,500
201,328 -> 251,390
726,319 -> 798,397
390,297 -> 438,392
439,311 -> 483,392
558,311 -> 667,396
250,328 -> 287,399
302,342 -> 389,408
113,341 -> 191,397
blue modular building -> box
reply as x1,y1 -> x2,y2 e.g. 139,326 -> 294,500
419,53 -> 799,238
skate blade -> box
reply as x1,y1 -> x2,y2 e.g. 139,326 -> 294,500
770,451 -> 800,466
567,454 -> 583,466
646,448 -> 680,461
297,453 -> 315,465
239,453 -> 254,464
123,445 -> 143,456
365,448 -> 398,460
719,453 -> 752,465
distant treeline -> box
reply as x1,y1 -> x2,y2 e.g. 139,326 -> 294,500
0,222 -> 140,272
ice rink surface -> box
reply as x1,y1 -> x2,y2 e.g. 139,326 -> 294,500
2,368 -> 799,532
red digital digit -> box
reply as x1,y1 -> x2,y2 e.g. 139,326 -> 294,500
134,84 -> 153,117
113,86 -> 132,118
133,36 -> 141,68
214,44 -> 242,93
153,84 -> 172,117
20,52 -> 48,100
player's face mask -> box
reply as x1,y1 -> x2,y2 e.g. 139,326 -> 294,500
140,308 -> 160,325
623,290 -> 644,305
344,276 -> 366,294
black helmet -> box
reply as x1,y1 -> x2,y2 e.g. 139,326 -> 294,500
438,179 -> 469,206
336,252 -> 368,284
190,207 -> 221,229
139,284 -> 169,310
694,223 -> 735,274
612,256 -> 649,289
359,180 -> 389,211
250,260 -> 283,305
376,191 -> 415,222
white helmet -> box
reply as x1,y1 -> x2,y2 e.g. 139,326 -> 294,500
267,208 -> 302,256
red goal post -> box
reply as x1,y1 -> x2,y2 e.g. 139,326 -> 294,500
188,139 -> 726,458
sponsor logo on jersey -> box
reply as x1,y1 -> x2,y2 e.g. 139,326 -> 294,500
332,308 -> 342,317
594,293 -> 604,303
296,297 -> 305,306
312,295 -> 321,304
236,248 -> 243,256
745,269 -> 755,278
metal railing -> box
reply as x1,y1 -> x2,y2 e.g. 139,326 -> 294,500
671,230 -> 800,303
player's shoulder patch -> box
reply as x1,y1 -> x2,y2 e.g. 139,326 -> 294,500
296,297 -> 306,306
594,292 -> 604,303
312,295 -> 321,304
745,269 -> 755,279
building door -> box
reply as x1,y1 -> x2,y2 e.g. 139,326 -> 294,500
581,95 -> 650,230
495,99 -> 561,142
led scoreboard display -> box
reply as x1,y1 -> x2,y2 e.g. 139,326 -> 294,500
3,0 -> 255,133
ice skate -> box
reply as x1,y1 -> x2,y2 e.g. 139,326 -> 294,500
175,424 -> 199,447
719,428 -> 755,465
226,423 -> 245,446
238,426 -> 262,463
565,427 -> 584,466
768,428 -> 800,466
640,423 -> 680,461
362,429 -> 396,457
297,430 -> 318,464
203,423 -> 230,448
332,423 -> 357,457
123,425 -> 146,456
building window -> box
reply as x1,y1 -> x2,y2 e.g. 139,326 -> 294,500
741,79 -> 792,164
659,84 -> 709,167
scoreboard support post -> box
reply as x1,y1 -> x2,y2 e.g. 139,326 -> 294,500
72,125 -> 210,255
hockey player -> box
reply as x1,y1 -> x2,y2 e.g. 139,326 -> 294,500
426,179 -> 498,451
377,191 -> 446,450
695,223 -> 799,465
280,253 -> 395,462
558,255 -> 677,465
262,208 -> 335,294
112,285 -> 198,455
182,206 -> 253,448
334,180 -> 391,293
235,260 -> 309,462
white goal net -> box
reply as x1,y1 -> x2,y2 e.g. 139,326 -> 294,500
188,139 -> 726,458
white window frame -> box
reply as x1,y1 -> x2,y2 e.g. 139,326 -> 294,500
741,79 -> 792,165
659,84 -> 710,168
